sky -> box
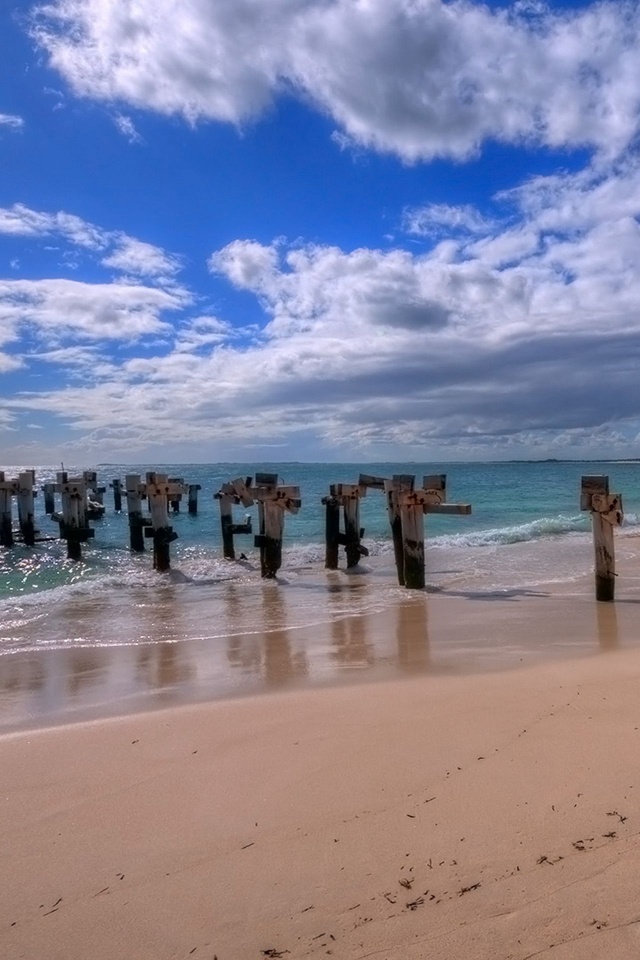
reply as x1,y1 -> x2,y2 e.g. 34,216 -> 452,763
2,0 -> 640,464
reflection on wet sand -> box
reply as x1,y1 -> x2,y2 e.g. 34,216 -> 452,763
329,574 -> 373,667
135,587 -> 194,690
396,597 -> 430,671
596,601 -> 619,653
261,585 -> 308,687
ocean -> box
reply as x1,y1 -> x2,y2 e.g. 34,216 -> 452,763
1,460 -> 639,727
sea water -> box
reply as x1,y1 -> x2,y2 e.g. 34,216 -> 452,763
1,460 -> 640,727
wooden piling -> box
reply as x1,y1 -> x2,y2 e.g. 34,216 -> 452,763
145,472 -> 178,572
125,474 -> 146,552
54,472 -> 94,560
168,477 -> 183,514
17,471 -> 36,547
581,476 -> 623,602
111,479 -> 122,512
215,478 -> 254,560
399,496 -> 425,590
43,483 -> 55,515
219,489 -> 236,559
384,475 -> 415,586
188,484 -> 201,515
323,496 -> 340,569
251,473 -> 300,579
0,471 -> 13,547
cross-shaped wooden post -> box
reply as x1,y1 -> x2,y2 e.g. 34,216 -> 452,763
251,473 -> 301,578
396,475 -> 471,590
52,472 -> 95,560
143,472 -> 184,571
580,475 -> 623,602
214,477 -> 254,560
322,482 -> 370,570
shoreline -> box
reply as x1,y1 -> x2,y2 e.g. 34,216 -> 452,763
3,648 -> 640,958
2,569 -> 639,734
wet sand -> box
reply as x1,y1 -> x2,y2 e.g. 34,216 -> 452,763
1,570 -> 639,731
3,646 -> 640,959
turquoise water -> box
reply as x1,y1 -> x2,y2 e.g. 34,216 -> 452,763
1,460 -> 639,656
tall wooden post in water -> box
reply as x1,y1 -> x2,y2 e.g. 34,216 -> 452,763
17,471 -> 36,546
215,478 -> 253,560
251,473 -> 301,578
0,471 -> 14,547
144,472 -> 179,572
52,472 -> 95,560
580,475 -> 623,602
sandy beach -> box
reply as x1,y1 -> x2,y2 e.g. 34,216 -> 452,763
3,622 -> 640,960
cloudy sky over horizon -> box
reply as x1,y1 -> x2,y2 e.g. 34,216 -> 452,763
2,0 -> 640,464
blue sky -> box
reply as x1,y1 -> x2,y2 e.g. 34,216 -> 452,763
2,0 -> 640,463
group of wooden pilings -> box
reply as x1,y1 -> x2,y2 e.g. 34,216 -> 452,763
322,473 -> 472,589
0,467 -> 631,600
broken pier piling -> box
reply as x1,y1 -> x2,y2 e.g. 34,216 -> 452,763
581,475 -> 623,602
322,482 -> 370,569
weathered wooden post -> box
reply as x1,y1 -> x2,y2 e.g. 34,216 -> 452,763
322,494 -> 340,569
17,471 -> 36,547
188,484 -> 201,516
53,472 -> 95,560
580,476 -> 623,602
252,473 -> 301,579
144,472 -> 180,572
42,483 -> 55,515
324,483 -> 369,569
214,478 -> 253,560
125,474 -> 148,552
111,478 -> 122,512
395,475 -> 471,590
168,477 -> 184,514
382,475 -> 415,586
0,471 -> 14,547
83,471 -> 105,506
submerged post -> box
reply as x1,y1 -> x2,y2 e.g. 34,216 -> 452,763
188,484 -> 201,516
0,471 -> 14,547
111,478 -> 122,512
581,475 -> 623,602
125,474 -> 147,552
17,471 -> 36,547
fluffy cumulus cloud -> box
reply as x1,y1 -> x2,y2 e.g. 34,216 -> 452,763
5,152 -> 640,458
31,0 -> 640,160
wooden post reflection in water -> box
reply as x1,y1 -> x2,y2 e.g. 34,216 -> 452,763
596,601 -> 619,653
261,586 -> 308,687
328,574 -> 373,667
396,598 -> 430,672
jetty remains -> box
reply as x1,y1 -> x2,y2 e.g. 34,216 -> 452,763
581,475 -> 623,602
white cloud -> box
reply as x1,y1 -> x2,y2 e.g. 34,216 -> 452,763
113,112 -> 142,143
0,278 -> 187,340
31,0 -> 640,161
403,203 -> 495,237
0,113 -> 24,129
101,235 -> 181,279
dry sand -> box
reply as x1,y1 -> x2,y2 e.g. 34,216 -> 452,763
3,640 -> 640,960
